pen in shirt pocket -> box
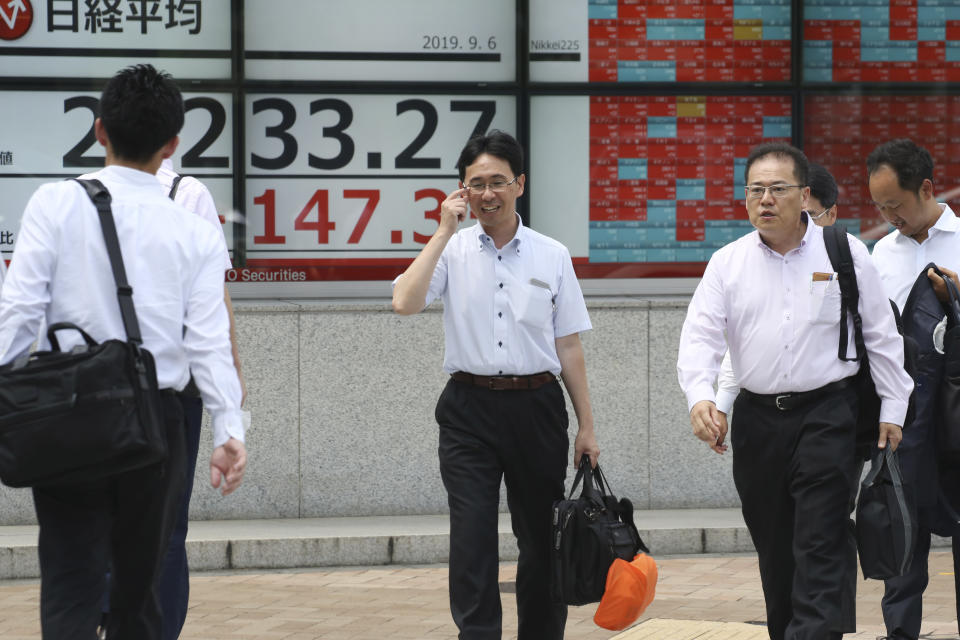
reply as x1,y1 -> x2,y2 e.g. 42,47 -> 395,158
530,278 -> 557,312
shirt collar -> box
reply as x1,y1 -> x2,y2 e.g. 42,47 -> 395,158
476,212 -> 524,255
930,203 -> 960,234
892,203 -> 960,243
100,164 -> 165,189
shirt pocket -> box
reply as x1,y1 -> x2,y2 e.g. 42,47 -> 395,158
809,279 -> 841,325
517,279 -> 556,331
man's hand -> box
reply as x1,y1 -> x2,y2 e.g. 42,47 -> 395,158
878,422 -> 902,452
210,437 -> 247,496
574,427 -> 599,468
927,265 -> 959,303
439,187 -> 469,236
690,400 -> 729,454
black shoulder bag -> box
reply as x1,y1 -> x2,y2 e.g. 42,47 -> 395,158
550,457 -> 647,606
822,226 -> 917,448
0,179 -> 167,487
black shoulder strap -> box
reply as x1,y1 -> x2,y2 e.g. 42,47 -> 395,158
822,225 -> 864,362
73,178 -> 143,345
168,175 -> 183,200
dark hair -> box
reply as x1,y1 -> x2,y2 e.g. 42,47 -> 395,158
866,138 -> 934,193
99,64 -> 184,163
456,130 -> 524,181
744,142 -> 809,187
808,162 -> 838,209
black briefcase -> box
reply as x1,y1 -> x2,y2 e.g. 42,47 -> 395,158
855,446 -> 917,579
0,179 -> 167,488
551,457 -> 647,606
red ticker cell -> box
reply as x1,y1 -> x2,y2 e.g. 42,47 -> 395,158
889,5 -> 917,20
889,23 -> 918,41
618,206 -> 646,221
948,21 -> 960,40
832,20 -> 860,40
676,225 -> 705,242
590,207 -> 619,222
805,22 -> 832,40
705,3 -> 734,20
918,42 -> 945,62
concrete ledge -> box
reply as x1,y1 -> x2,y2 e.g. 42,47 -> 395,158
0,508 -> 948,580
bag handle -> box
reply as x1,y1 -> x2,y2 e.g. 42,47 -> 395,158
931,265 -> 960,327
168,175 -> 184,200
73,179 -> 143,346
46,322 -> 98,352
568,456 -> 608,500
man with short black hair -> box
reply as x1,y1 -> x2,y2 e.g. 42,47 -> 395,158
867,138 -> 960,640
0,64 -> 246,639
678,142 -> 912,640
392,130 -> 599,639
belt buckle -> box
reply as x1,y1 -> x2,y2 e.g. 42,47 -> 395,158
775,394 -> 790,411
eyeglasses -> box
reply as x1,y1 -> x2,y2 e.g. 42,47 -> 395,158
464,176 -> 520,195
745,184 -> 803,200
808,206 -> 833,221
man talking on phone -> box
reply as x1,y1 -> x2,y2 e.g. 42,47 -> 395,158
392,130 -> 599,639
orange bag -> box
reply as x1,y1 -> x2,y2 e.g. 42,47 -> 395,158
592,553 -> 658,631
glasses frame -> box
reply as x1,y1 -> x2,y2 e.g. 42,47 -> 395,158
808,205 -> 833,221
744,184 -> 803,200
463,175 -> 520,195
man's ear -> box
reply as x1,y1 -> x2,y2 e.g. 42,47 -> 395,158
160,136 -> 179,160
94,118 -> 109,148
919,178 -> 935,201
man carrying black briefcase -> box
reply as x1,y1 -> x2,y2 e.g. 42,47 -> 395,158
0,65 -> 246,640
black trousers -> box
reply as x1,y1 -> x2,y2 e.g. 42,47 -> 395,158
436,377 -> 569,640
32,393 -> 186,640
158,394 -> 203,640
731,385 -> 858,640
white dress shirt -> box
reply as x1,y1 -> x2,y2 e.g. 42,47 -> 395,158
871,204 -> 960,309
156,159 -> 232,272
715,350 -> 739,414
678,220 -> 913,426
0,166 -> 243,447
395,215 -> 591,376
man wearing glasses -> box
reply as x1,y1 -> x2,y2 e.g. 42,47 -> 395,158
678,142 -> 912,640
392,130 -> 599,639
866,138 -> 960,640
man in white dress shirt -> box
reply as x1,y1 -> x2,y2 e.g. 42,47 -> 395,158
678,142 -> 913,640
392,130 -> 599,639
0,64 -> 246,639
93,159 -> 246,639
867,138 -> 960,640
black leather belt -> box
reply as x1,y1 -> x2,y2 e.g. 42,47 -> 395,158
739,377 -> 856,411
451,371 -> 557,391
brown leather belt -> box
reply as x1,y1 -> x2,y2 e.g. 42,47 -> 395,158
451,371 -> 558,391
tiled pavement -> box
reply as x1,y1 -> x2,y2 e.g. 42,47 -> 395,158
0,552 -> 956,639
